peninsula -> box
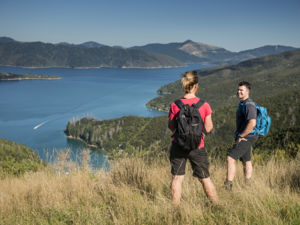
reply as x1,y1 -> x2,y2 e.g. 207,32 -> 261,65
0,72 -> 61,81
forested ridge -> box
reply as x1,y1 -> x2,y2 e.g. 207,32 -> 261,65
147,49 -> 300,112
0,41 -> 183,68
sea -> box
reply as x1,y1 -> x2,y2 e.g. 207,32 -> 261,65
0,64 -> 208,168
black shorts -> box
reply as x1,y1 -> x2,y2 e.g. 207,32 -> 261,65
227,135 -> 258,162
169,142 -> 210,179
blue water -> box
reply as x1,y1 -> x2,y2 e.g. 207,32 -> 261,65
0,65 -> 208,168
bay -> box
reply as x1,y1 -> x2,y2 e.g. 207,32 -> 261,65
0,64 -> 208,168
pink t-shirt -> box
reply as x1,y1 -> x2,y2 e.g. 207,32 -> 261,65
168,97 -> 213,148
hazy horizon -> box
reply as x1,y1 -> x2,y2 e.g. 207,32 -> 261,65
1,36 -> 298,52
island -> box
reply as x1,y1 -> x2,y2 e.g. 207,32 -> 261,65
0,72 -> 61,81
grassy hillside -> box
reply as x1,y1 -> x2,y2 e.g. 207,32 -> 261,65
147,49 -> 300,112
0,138 -> 46,177
0,41 -> 183,68
0,153 -> 299,224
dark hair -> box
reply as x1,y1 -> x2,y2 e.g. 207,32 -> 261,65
181,70 -> 198,93
238,81 -> 251,90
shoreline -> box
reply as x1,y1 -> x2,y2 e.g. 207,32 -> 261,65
0,65 -> 187,70
65,135 -> 104,152
0,77 -> 61,81
120,65 -> 185,69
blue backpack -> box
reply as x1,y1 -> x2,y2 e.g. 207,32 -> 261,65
240,101 -> 271,136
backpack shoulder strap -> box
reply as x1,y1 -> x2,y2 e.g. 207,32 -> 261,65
243,101 -> 257,116
239,102 -> 246,117
174,99 -> 205,109
240,100 -> 257,120
244,101 -> 256,108
195,99 -> 205,109
174,99 -> 184,109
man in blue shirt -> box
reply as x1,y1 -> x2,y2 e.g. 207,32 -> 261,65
224,81 -> 258,190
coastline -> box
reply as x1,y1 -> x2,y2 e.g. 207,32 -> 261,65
65,135 -> 104,151
0,64 -> 187,70
0,77 -> 61,81
120,65 -> 186,69
145,104 -> 168,112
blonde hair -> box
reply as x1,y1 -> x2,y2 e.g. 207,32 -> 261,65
181,71 -> 198,93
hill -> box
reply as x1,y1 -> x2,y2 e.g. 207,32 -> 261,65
132,40 -> 296,64
0,40 -> 183,68
56,41 -> 106,48
78,41 -> 106,48
0,154 -> 299,224
147,49 -> 300,112
0,36 -> 17,43
226,45 -> 298,64
0,138 -> 46,177
131,40 -> 207,63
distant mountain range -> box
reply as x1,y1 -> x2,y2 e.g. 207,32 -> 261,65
0,37 -> 297,68
0,37 -> 183,68
132,40 -> 297,64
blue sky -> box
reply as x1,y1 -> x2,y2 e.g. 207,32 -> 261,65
0,0 -> 299,51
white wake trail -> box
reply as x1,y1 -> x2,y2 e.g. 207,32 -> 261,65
33,120 -> 49,130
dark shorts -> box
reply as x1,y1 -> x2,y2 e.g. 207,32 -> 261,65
169,142 -> 210,179
227,135 -> 258,162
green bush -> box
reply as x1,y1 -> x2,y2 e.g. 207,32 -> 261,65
0,138 -> 46,178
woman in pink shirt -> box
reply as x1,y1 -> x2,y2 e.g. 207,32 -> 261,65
168,71 -> 219,207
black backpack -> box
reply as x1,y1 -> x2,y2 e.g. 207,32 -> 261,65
173,99 -> 205,151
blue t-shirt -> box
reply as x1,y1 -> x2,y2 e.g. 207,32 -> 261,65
235,98 -> 257,137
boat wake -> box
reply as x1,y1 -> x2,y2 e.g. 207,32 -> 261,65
33,120 -> 49,130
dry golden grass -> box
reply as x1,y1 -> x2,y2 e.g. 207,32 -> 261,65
0,150 -> 299,225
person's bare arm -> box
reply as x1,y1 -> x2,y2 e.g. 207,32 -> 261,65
204,114 -> 213,133
237,119 -> 256,143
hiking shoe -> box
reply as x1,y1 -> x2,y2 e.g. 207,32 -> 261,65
223,180 -> 233,191
245,178 -> 251,186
